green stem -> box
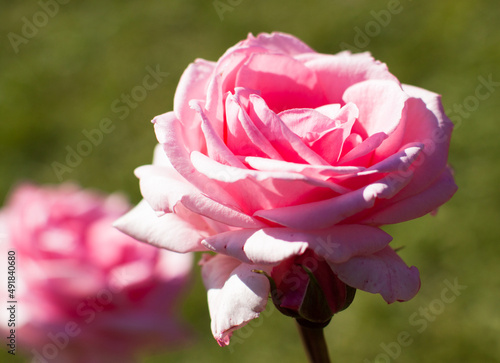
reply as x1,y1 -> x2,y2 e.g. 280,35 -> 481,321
296,320 -> 331,363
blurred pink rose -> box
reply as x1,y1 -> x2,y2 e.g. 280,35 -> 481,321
0,183 -> 192,362
115,32 -> 457,346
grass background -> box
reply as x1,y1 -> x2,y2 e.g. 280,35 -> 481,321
1,0 -> 499,362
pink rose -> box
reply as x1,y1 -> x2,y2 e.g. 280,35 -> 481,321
0,183 -> 192,362
115,32 -> 457,346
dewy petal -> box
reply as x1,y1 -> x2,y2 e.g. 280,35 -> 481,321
201,255 -> 270,346
329,246 -> 421,303
202,229 -> 308,265
174,59 -> 216,125
361,166 -> 457,225
113,200 -> 206,253
305,51 -> 400,104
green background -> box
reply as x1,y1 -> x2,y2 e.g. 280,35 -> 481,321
1,0 -> 499,362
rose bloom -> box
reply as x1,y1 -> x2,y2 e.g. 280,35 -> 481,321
0,183 -> 192,362
115,32 -> 457,346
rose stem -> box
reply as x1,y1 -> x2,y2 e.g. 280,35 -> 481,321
296,320 -> 332,363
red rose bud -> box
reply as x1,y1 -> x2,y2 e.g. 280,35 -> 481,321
268,250 -> 356,326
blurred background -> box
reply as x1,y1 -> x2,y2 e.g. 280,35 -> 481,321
1,0 -> 499,362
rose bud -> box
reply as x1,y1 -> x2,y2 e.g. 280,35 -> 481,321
266,250 -> 356,327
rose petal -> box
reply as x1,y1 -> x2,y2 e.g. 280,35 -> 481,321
254,169 -> 413,230
238,32 -> 316,56
248,94 -> 329,165
205,50 -> 250,127
190,151 -> 345,211
361,166 -> 457,225
202,225 -> 391,266
308,225 -> 393,263
243,157 -> 354,193
338,132 -> 388,165
225,90 -> 284,159
338,144 -> 423,190
244,156 -> 363,178
329,246 -> 421,303
278,108 -> 337,138
174,59 -> 216,125
364,144 -> 424,174
236,53 -> 326,113
153,111 -> 259,221
279,103 -> 358,164
202,229 -> 308,265
139,164 -> 263,229
305,51 -> 400,104
396,87 -> 454,197
201,255 -> 270,346
343,80 -> 408,143
314,103 -> 342,118
113,200 -> 206,253
190,100 -> 246,167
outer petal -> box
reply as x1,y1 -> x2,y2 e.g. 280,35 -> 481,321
174,59 -> 216,124
307,225 -> 393,264
190,151 -> 344,212
236,53 -> 326,113
361,166 -> 457,225
113,200 -> 207,253
395,86 -> 454,198
202,225 -> 391,266
343,80 -> 408,150
136,163 -> 264,228
254,165 -> 415,230
201,255 -> 270,346
305,51 -> 400,104
338,144 -> 423,190
202,229 -> 308,265
330,246 -> 421,303
190,100 -> 247,167
237,32 -> 316,56
153,111 -> 266,228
